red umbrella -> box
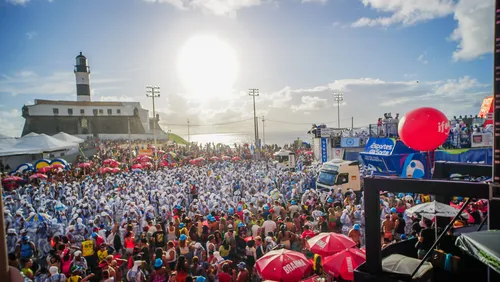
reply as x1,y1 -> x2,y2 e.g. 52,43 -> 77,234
51,163 -> 65,170
210,156 -> 220,161
323,248 -> 366,281
232,157 -> 241,161
111,168 -> 121,174
132,164 -> 143,169
306,232 -> 356,256
110,161 -> 120,168
256,249 -> 312,281
78,162 -> 91,168
29,173 -> 48,179
305,151 -> 313,155
37,166 -> 52,173
159,161 -> 169,167
103,159 -> 116,165
244,236 -> 254,242
141,162 -> 153,168
2,176 -> 23,182
222,156 -> 231,161
100,167 -> 113,174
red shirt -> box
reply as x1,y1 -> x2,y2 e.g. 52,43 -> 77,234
301,230 -> 315,239
218,272 -> 232,282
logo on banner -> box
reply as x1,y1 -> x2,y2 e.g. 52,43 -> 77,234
365,138 -> 396,156
321,138 -> 328,162
341,137 -> 361,148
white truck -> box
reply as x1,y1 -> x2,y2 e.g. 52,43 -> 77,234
316,159 -> 361,194
273,149 -> 296,171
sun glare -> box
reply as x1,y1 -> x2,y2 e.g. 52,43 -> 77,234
178,35 -> 238,100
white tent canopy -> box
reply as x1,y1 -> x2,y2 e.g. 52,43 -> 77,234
23,132 -> 39,138
0,134 -> 77,157
52,132 -> 84,144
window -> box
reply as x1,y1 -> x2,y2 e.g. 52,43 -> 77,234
93,109 -> 98,116
53,108 -> 59,115
80,58 -> 85,65
99,109 -> 103,114
80,109 -> 85,115
107,109 -> 112,115
117,109 -> 121,114
336,173 -> 349,185
68,108 -> 73,115
317,171 -> 337,186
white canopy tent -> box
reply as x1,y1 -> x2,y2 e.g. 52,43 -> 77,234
52,132 -> 84,144
0,134 -> 77,157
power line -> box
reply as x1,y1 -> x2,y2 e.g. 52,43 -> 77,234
162,117 -> 254,127
265,117 -> 352,125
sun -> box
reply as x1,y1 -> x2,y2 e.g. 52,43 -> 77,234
178,35 -> 238,100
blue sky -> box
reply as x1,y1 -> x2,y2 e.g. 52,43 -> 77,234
0,0 -> 494,138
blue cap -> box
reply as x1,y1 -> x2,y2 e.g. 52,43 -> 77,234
416,200 -> 421,204
154,258 -> 163,268
91,232 -> 98,238
390,207 -> 397,213
263,205 -> 269,210
457,197 -> 463,201
327,198 -> 333,203
238,222 -> 245,228
291,200 -> 297,205
398,193 -> 404,199
228,208 -> 234,214
196,277 -> 206,282
22,236 -> 29,241
180,234 -> 187,241
353,224 -> 360,231
175,205 -> 181,210
400,234 -> 407,240
179,223 -> 185,228
237,206 -> 242,212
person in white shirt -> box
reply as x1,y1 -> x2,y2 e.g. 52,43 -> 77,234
262,215 -> 276,235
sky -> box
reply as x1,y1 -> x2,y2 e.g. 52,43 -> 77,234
0,0 -> 495,139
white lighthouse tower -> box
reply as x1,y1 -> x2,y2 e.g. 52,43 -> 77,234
74,52 -> 91,102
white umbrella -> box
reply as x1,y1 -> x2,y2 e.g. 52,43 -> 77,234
406,200 -> 468,239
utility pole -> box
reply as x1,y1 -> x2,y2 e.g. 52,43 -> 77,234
128,117 -> 132,164
262,116 -> 265,147
146,85 -> 160,165
249,88 -> 260,159
333,92 -> 344,128
351,116 -> 354,130
187,119 -> 190,142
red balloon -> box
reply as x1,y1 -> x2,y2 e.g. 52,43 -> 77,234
398,107 -> 450,151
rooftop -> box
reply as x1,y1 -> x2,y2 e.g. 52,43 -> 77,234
29,99 -> 141,107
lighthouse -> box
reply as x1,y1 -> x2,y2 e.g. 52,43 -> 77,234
74,52 -> 91,101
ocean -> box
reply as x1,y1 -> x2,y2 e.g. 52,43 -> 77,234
179,131 -> 312,146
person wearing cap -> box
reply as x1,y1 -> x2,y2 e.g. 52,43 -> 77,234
70,250 -> 88,274
288,200 -> 299,216
348,224 -> 362,248
48,265 -> 67,282
150,258 -> 168,282
16,235 -> 36,260
67,265 -> 95,282
236,261 -> 249,282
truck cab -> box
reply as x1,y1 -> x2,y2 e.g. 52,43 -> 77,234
316,159 -> 361,193
273,149 -> 296,170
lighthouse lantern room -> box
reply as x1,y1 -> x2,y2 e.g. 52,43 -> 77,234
74,52 -> 91,102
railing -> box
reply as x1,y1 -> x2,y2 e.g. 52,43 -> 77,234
368,123 -> 399,138
442,131 -> 472,149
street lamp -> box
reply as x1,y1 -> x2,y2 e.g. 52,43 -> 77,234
249,88 -> 260,159
333,92 -> 344,128
146,85 -> 160,163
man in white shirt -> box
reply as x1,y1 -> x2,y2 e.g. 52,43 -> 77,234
261,215 -> 276,235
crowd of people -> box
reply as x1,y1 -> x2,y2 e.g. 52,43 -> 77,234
1,140 -> 488,282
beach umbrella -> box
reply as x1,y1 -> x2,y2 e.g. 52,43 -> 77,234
210,156 -> 220,161
103,159 -> 116,165
196,157 -> 206,162
77,162 -> 91,168
159,161 -> 169,167
256,249 -> 312,281
111,168 -> 121,174
2,176 -> 23,182
132,168 -> 142,173
305,151 -> 313,155
29,173 -> 48,179
110,161 -> 120,168
100,167 -> 113,174
37,166 -> 52,173
26,212 -> 51,223
132,164 -> 143,169
55,202 -> 66,212
306,232 -> 356,256
142,162 -> 153,168
222,156 -> 231,161
51,163 -> 65,170
323,248 -> 366,281
232,156 -> 241,161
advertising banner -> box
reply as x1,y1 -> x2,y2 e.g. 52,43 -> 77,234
341,137 -> 361,148
364,138 -> 397,156
435,148 -> 492,164
332,148 -> 344,159
321,128 -> 333,138
139,149 -> 153,156
471,133 -> 493,148
321,138 -> 328,162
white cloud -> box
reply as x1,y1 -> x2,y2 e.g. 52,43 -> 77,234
6,0 -> 30,5
292,96 -> 329,111
417,52 -> 428,64
97,95 -> 135,102
352,0 -> 494,61
449,0 -> 494,61
144,0 -> 263,16
352,0 -> 455,27
0,117 -> 22,138
302,0 -> 328,4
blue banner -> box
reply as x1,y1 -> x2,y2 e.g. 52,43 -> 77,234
364,138 -> 397,156
321,138 -> 328,162
360,152 -> 427,178
341,137 -> 361,148
435,148 -> 492,164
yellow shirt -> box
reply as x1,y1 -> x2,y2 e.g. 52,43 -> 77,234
97,249 -> 108,262
82,240 -> 95,257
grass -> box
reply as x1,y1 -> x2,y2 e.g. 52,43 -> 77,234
167,132 -> 189,145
